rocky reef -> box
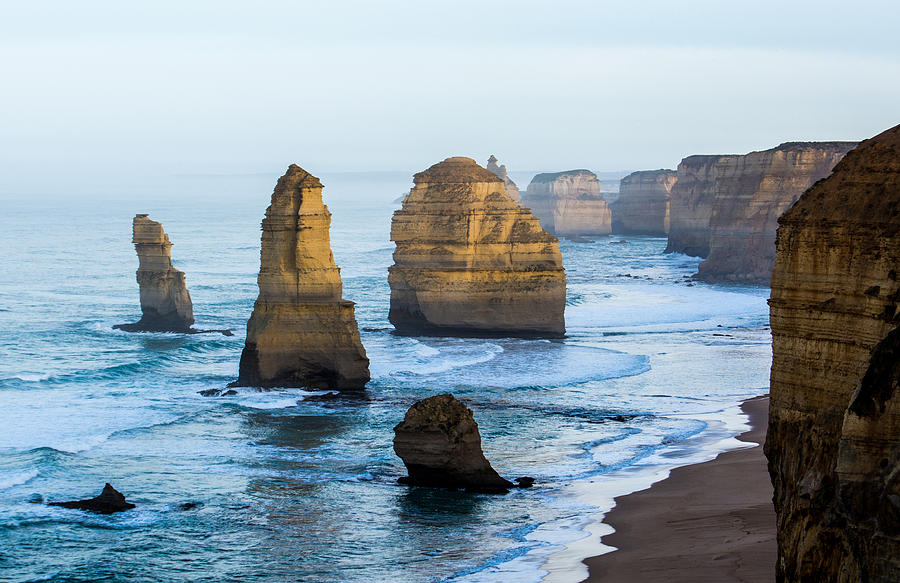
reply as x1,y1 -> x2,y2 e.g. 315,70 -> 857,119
486,155 -> 521,203
697,142 -> 856,284
521,169 -> 612,237
233,165 -> 369,390
611,169 -> 677,236
115,214 -> 194,333
664,155 -> 726,257
393,394 -> 515,493
389,157 -> 566,337
49,483 -> 135,514
766,125 -> 900,582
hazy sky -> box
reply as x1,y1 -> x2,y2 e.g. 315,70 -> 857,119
1,0 -> 898,193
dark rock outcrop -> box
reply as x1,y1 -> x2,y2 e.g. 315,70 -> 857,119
393,394 -> 515,493
611,169 -> 677,236
766,124 -> 900,582
49,483 -> 135,514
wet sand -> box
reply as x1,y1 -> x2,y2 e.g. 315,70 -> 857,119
581,396 -> 776,582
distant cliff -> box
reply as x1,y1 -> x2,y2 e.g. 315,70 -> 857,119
664,155 -> 725,257
521,169 -> 612,237
766,125 -> 900,582
612,169 -> 676,236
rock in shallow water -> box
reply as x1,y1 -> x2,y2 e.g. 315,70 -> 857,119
49,483 -> 135,514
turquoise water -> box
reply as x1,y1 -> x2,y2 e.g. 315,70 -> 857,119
0,172 -> 771,582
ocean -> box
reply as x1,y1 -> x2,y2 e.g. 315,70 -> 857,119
0,170 -> 771,583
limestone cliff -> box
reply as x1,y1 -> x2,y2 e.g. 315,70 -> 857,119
664,155 -> 725,257
611,169 -> 676,236
697,142 -> 856,284
389,157 -> 566,337
521,169 -> 612,237
115,214 -> 194,333
233,165 -> 369,390
766,125 -> 900,582
486,155 -> 521,203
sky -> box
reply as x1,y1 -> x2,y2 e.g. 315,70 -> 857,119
1,0 -> 898,194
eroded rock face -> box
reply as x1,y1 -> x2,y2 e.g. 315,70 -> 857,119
233,165 -> 369,390
664,155 -> 726,257
697,142 -> 856,284
115,214 -> 194,333
393,393 -> 514,492
766,125 -> 900,582
49,483 -> 135,514
521,169 -> 612,237
612,169 -> 677,236
486,155 -> 521,203
389,157 -> 566,337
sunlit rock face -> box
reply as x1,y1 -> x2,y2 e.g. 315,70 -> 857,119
234,165 -> 369,390
393,393 -> 514,492
521,169 -> 612,237
696,142 -> 856,284
115,214 -> 194,332
664,155 -> 726,257
612,169 -> 677,236
389,157 -> 566,337
486,155 -> 521,203
766,125 -> 900,583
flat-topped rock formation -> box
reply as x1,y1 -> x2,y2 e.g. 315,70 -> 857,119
389,157 -> 566,337
486,155 -> 521,203
766,125 -> 900,582
521,169 -> 612,237
115,214 -> 194,333
394,394 -> 515,493
611,169 -> 677,236
232,165 -> 369,390
664,155 -> 726,257
697,142 -> 856,284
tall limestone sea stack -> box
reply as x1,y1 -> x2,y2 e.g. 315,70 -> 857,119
389,157 -> 566,337
664,155 -> 726,257
767,125 -> 900,582
115,214 -> 194,333
233,165 -> 369,390
611,169 -> 677,236
486,155 -> 521,203
521,169 -> 612,237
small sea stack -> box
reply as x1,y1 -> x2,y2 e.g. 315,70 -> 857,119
486,155 -> 521,203
388,156 -> 566,337
49,483 -> 135,514
115,214 -> 194,333
232,165 -> 369,390
393,394 -> 515,493
521,169 -> 611,237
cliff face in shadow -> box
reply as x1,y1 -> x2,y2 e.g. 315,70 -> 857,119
697,142 -> 856,284
234,165 -> 369,390
766,125 -> 900,582
389,157 -> 566,337
521,169 -> 611,237
612,169 -> 677,236
664,155 -> 725,257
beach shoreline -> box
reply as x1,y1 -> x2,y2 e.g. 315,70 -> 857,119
579,395 -> 776,582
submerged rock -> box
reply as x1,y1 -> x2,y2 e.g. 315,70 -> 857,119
389,157 -> 566,337
49,483 -> 135,514
393,394 -> 515,493
521,169 -> 612,237
486,155 -> 521,203
767,124 -> 900,582
611,169 -> 676,236
232,165 -> 369,390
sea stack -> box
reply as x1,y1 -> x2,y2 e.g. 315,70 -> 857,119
389,157 -> 566,337
393,394 -> 515,493
521,169 -> 612,237
611,169 -> 677,236
696,142 -> 856,284
486,155 -> 521,203
233,165 -> 369,390
115,214 -> 194,333
767,125 -> 900,582
664,155 -> 726,257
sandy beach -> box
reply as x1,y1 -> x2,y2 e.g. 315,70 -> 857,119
581,396 -> 776,582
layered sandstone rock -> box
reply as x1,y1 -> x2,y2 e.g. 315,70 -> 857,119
389,157 -> 566,337
611,169 -> 677,236
696,142 -> 856,284
766,125 -> 900,582
664,155 -> 725,257
233,165 -> 369,390
115,214 -> 194,333
486,155 -> 521,203
521,169 -> 612,237
393,393 -> 514,492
